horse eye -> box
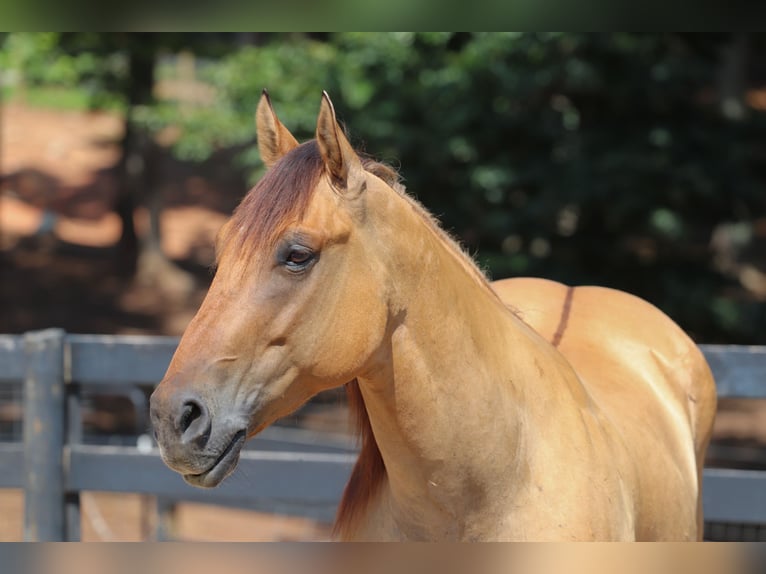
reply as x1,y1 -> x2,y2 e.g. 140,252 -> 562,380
284,246 -> 315,271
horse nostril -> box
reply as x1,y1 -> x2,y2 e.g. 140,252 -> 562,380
176,397 -> 211,447
179,400 -> 202,433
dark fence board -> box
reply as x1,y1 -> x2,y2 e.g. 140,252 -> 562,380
700,345 -> 766,399
67,445 -> 356,522
703,468 -> 766,524
67,335 -> 178,385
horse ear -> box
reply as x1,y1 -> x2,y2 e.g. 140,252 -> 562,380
256,89 -> 299,168
316,91 -> 365,196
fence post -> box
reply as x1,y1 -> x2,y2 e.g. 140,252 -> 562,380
23,329 -> 66,541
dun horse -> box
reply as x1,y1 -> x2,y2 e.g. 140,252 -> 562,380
150,92 -> 717,541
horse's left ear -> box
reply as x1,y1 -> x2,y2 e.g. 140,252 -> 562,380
256,89 -> 299,168
316,91 -> 365,196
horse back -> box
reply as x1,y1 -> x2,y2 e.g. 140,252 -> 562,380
491,277 -> 717,539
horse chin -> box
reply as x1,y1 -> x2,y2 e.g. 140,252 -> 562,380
182,429 -> 247,488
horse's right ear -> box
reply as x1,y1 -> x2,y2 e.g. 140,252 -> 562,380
255,89 -> 299,168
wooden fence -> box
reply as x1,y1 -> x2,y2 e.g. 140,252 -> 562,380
1,329 -> 765,541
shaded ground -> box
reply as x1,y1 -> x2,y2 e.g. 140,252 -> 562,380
1,101 -> 241,336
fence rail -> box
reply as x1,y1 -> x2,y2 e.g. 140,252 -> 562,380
0,329 -> 765,541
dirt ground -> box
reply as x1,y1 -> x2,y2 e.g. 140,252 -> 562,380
0,490 -> 330,541
1,101 -> 764,541
0,101 -> 242,336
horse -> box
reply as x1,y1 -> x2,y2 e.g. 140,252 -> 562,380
150,91 -> 717,541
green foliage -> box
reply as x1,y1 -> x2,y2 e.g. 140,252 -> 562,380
135,40 -> 338,173
0,33 -> 128,111
1,84 -> 93,110
0,33 -> 63,84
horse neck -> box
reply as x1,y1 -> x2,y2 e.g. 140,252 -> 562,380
352,185 -> 550,539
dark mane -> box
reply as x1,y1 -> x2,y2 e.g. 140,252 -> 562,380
217,141 -> 324,263
333,380 -> 386,539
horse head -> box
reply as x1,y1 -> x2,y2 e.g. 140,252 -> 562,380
150,92 -> 394,487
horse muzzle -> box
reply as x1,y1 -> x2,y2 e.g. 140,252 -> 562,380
149,384 -> 248,488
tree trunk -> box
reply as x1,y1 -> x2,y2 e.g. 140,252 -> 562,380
117,37 -> 195,297
115,37 -> 156,276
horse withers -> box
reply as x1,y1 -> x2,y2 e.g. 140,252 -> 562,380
150,91 -> 717,541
